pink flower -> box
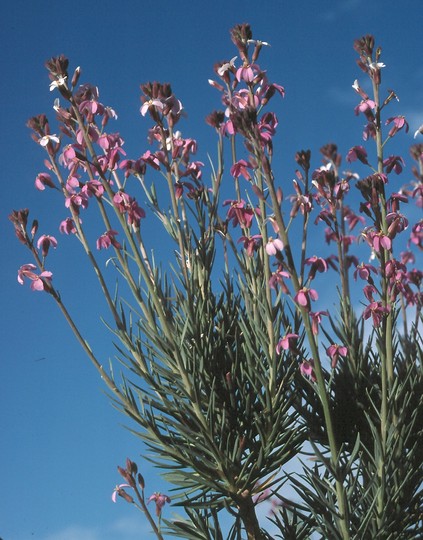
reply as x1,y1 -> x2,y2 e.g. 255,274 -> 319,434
276,333 -> 299,354
410,221 -> 423,249
294,287 -> 318,311
372,232 -> 392,252
346,145 -> 369,165
141,150 -> 161,171
354,262 -> 377,282
65,192 -> 89,214
113,192 -> 146,228
36,235 -> 58,257
300,360 -> 316,383
235,64 -> 258,83
363,301 -> 390,327
17,264 -> 53,291
265,237 -> 284,256
230,159 -> 253,180
97,230 -> 122,250
35,172 -> 56,191
59,217 -> 77,235
238,234 -> 262,256
326,344 -> 348,369
363,229 -> 392,253
363,284 -> 377,302
354,99 -> 376,119
223,199 -> 256,229
82,180 -> 105,199
385,116 -> 409,138
59,145 -> 78,168
269,269 -> 290,291
310,311 -> 328,335
147,492 -> 171,516
383,155 -> 405,175
305,256 -> 328,280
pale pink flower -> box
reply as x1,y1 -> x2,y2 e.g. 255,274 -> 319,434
385,116 -> 409,137
300,360 -> 316,382
147,492 -> 171,516
35,172 -> 56,190
310,311 -> 328,335
294,287 -> 318,311
37,235 -> 58,257
363,301 -> 390,327
17,264 -> 52,291
59,217 -> 77,235
276,333 -> 299,354
265,237 -> 284,256
97,230 -> 122,250
327,344 -> 348,369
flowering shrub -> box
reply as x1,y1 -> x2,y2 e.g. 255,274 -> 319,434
11,24 -> 422,539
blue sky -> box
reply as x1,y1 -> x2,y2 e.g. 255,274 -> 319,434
1,1 -> 422,539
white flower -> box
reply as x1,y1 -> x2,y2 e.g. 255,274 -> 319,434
247,39 -> 270,47
49,75 -> 67,91
368,62 -> 386,72
217,56 -> 237,77
39,134 -> 60,147
319,163 -> 333,172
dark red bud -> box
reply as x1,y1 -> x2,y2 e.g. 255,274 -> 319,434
137,473 -> 145,490
119,489 -> 134,504
126,458 -> 137,475
71,67 -> 81,88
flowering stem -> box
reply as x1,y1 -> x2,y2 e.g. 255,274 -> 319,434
371,68 -> 396,530
132,486 -> 165,540
262,157 -> 350,539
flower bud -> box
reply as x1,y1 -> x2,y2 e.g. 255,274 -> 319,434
137,473 -> 145,490
126,458 -> 138,475
31,220 -> 39,238
71,66 -> 81,88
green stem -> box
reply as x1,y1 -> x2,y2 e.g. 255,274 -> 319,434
262,158 -> 350,539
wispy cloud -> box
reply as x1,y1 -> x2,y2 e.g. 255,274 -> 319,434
43,525 -> 100,540
320,0 -> 362,22
41,515 -> 151,540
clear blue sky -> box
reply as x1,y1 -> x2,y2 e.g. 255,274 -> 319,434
1,1 -> 422,539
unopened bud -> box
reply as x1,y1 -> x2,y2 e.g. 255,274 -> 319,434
71,66 -> 81,88
276,187 -> 283,205
119,488 -> 134,504
117,465 -> 135,487
126,458 -> 137,475
31,220 -> 39,238
137,473 -> 145,490
251,184 -> 265,201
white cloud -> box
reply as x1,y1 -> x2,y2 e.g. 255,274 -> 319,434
43,525 -> 100,540
41,515 -> 151,540
110,515 -> 151,536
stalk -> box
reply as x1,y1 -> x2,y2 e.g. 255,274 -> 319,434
262,157 -> 350,539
